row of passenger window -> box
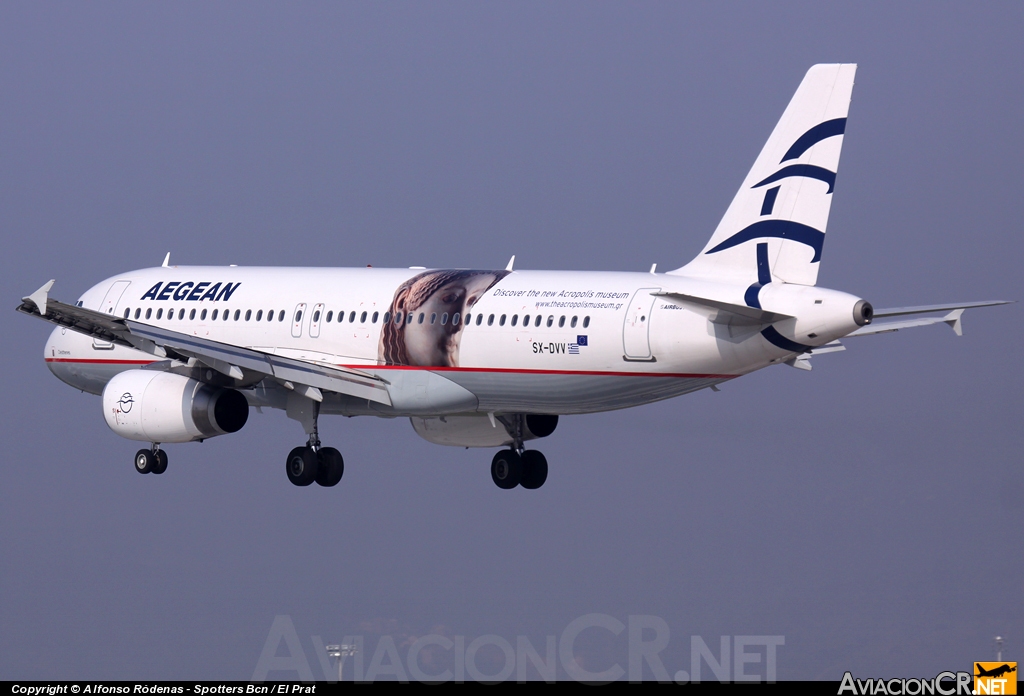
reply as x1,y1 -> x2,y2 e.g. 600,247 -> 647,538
124,306 -> 287,322
122,306 -> 591,330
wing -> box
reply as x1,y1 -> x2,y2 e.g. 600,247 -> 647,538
16,281 -> 392,406
849,300 -> 1012,337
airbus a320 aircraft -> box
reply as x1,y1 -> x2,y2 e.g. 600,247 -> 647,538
18,64 -> 1009,490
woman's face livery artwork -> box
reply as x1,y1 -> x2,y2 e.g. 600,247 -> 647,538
379,269 -> 510,367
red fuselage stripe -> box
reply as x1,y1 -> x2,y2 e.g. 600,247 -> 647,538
339,364 -> 736,379
46,358 -> 156,365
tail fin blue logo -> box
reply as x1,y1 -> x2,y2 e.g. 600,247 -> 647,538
705,118 -> 846,264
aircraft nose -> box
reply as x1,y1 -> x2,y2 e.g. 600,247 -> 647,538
45,325 -> 68,360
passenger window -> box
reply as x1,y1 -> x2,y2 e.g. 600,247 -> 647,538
256,310 -> 264,321
430,313 -> 436,325
546,315 -> 553,327
511,315 -> 518,326
487,314 -> 495,326
583,316 -> 590,328
212,309 -> 219,321
349,311 -> 356,323
326,311 -> 333,323
123,308 -> 130,319
278,310 -> 285,322
534,315 -> 542,327
440,313 -> 448,325
476,314 -> 483,326
571,316 -> 577,328
394,312 -> 402,324
246,310 -> 252,321
234,310 -> 240,321
499,314 -> 506,326
295,310 -> 302,323
312,310 -> 320,322
267,309 -> 273,321
145,308 -> 152,319
156,308 -> 163,320
372,311 -> 379,323
180,309 -> 187,320
383,312 -> 390,324
558,316 -> 565,328
418,312 -> 424,324
523,314 -> 529,326
407,313 -> 414,324
201,309 -> 207,321
465,313 -> 471,325
452,312 -> 460,326
360,311 -> 367,323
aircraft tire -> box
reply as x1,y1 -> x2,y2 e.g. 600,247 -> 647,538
315,447 -> 344,487
519,450 -> 548,489
134,449 -> 155,474
286,446 -> 318,487
491,450 -> 522,489
152,450 -> 168,475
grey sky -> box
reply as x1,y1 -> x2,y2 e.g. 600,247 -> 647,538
1,1 -> 1021,681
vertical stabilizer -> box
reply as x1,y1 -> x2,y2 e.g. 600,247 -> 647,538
671,64 -> 857,286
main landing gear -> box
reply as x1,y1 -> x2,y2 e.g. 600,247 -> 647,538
286,443 -> 344,487
491,449 -> 547,490
135,445 -> 168,475
490,414 -> 548,490
285,397 -> 343,487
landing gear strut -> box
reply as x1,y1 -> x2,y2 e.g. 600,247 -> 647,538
491,415 -> 548,490
284,395 -> 344,488
135,444 -> 167,475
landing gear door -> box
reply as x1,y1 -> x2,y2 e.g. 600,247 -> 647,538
622,287 -> 659,361
291,303 -> 307,339
94,280 -> 131,350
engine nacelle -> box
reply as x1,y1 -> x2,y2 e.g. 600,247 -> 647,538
102,370 -> 249,443
411,414 -> 558,448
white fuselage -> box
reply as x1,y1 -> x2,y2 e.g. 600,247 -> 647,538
44,265 -> 866,418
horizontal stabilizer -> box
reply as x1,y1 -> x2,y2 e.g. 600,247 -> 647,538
849,301 -> 1012,337
871,300 -> 1012,318
653,291 -> 792,325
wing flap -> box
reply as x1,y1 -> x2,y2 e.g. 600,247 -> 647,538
128,322 -> 392,406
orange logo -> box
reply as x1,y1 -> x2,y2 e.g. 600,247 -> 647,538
975,662 -> 1017,695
